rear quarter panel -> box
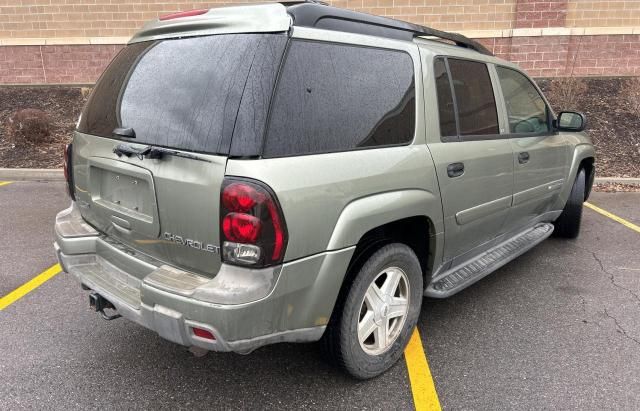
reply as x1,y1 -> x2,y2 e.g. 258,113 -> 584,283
225,145 -> 444,261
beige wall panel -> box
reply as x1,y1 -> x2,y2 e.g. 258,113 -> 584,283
0,0 -> 517,39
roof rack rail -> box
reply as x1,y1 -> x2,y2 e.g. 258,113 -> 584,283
285,2 -> 493,56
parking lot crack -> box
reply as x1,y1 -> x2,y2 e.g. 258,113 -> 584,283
592,251 -> 640,305
574,244 -> 640,306
603,308 -> 640,346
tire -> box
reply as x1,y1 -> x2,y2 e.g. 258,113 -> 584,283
554,169 -> 585,239
321,243 -> 423,379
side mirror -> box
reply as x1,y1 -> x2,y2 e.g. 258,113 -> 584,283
554,111 -> 587,132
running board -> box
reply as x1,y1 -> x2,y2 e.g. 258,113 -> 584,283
425,223 -> 554,298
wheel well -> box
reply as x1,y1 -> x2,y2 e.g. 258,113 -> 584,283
579,157 -> 595,201
323,216 -> 434,335
345,216 -> 433,282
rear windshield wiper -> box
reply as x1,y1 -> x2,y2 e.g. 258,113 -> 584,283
113,143 -> 149,159
113,144 -> 210,163
146,146 -> 211,163
113,127 -> 136,138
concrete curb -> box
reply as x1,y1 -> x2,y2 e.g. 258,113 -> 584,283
0,168 -> 64,181
594,177 -> 640,185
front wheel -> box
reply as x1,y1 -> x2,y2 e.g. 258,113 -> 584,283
322,243 -> 423,379
554,169 -> 586,238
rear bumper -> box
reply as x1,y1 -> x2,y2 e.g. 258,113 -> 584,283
55,203 -> 355,353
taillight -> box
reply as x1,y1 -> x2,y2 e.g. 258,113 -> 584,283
220,179 -> 288,267
159,9 -> 208,21
63,144 -> 75,201
223,213 -> 262,243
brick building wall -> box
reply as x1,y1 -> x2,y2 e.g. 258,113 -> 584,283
566,1 -> 640,27
1,0 -> 639,84
514,0 -> 567,28
482,34 -> 640,77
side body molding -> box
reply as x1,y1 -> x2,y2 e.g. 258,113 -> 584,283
455,195 -> 512,226
326,189 -> 444,250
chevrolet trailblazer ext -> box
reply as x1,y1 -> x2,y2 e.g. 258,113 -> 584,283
54,2 -> 595,379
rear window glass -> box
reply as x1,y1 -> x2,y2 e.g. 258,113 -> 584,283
78,34 -> 287,155
78,41 -> 152,139
263,40 -> 415,157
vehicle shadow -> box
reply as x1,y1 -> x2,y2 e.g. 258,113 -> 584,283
72,313 -> 413,409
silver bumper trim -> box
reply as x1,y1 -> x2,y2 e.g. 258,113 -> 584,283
58,248 -> 325,352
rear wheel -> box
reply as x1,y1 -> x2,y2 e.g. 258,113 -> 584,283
554,169 -> 586,239
322,243 -> 423,379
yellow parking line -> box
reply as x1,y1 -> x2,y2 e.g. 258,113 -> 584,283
0,264 -> 61,310
0,181 -> 12,187
405,328 -> 442,411
585,202 -> 640,234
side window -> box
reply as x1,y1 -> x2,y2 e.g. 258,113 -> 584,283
434,58 -> 457,138
263,40 -> 415,157
496,66 -> 550,134
447,59 -> 499,136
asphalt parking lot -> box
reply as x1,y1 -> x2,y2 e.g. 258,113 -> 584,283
1,181 -> 639,410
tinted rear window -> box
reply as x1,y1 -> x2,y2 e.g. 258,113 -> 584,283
263,40 -> 415,157
448,59 -> 499,136
434,58 -> 457,138
78,34 -> 287,155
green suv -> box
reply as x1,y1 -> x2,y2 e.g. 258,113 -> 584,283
54,2 -> 595,379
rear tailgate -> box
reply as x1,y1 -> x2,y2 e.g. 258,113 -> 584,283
72,32 -> 287,278
73,134 -> 225,277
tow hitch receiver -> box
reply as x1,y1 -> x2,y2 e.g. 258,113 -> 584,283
89,292 -> 122,321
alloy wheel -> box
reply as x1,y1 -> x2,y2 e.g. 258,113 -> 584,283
357,267 -> 410,355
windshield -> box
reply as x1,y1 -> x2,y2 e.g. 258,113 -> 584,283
78,33 -> 287,155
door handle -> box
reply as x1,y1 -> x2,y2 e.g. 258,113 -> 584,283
447,162 -> 464,178
518,152 -> 530,164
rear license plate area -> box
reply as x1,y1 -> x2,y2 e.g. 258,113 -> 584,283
94,168 -> 153,221
86,157 -> 160,238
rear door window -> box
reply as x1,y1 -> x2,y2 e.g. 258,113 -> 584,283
434,57 -> 457,138
78,34 -> 287,155
447,59 -> 499,137
263,40 -> 416,157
